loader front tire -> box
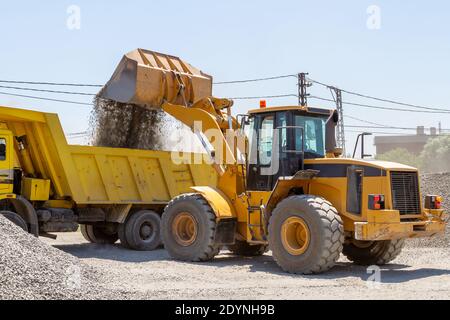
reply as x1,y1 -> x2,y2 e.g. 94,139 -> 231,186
80,224 -> 118,244
161,193 -> 220,262
343,239 -> 405,265
228,240 -> 268,256
268,195 -> 344,274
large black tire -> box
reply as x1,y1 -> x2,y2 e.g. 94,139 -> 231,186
268,195 -> 344,274
161,193 -> 220,262
343,239 -> 405,265
118,223 -> 131,249
122,210 -> 162,251
1,210 -> 28,232
80,224 -> 118,244
228,240 -> 268,256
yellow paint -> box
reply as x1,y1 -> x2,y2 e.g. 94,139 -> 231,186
354,219 -> 445,241
0,128 -> 14,194
0,105 -> 218,206
281,216 -> 310,255
22,178 -> 50,201
191,186 -> 235,219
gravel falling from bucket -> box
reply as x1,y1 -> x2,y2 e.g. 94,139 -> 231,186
90,95 -> 164,150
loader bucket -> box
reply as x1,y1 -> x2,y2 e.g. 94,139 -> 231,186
99,48 -> 213,108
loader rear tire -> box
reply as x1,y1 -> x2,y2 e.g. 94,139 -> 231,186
268,195 -> 344,274
228,240 -> 268,256
80,224 -> 118,244
343,239 -> 405,265
123,210 -> 162,251
1,211 -> 28,232
161,193 -> 220,262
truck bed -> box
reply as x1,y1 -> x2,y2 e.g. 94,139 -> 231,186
0,105 -> 217,204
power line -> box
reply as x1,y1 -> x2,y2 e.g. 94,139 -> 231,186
214,74 -> 296,85
230,94 -> 298,100
348,124 -> 450,131
308,77 -> 450,112
345,115 -> 450,131
0,85 -> 96,96
0,79 -> 102,87
345,115 -> 390,127
66,131 -> 90,136
346,129 -> 416,135
0,91 -> 93,106
309,95 -> 450,114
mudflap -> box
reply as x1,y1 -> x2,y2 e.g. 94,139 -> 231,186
214,219 -> 236,245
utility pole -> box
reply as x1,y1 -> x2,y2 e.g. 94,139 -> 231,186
329,87 -> 346,155
298,73 -> 310,106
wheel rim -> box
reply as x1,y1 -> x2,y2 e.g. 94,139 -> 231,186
281,216 -> 310,255
139,222 -> 154,242
172,212 -> 198,246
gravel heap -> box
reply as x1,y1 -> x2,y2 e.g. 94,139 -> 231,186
407,172 -> 450,247
0,215 -> 132,300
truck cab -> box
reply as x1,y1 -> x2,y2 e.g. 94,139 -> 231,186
0,129 -> 15,196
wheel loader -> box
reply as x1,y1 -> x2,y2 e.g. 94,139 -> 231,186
0,49 -> 446,274
98,49 -> 447,273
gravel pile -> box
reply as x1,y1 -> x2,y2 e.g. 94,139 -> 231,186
0,215 -> 133,300
407,172 -> 450,247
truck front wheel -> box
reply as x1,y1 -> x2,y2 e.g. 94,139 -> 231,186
343,239 -> 405,265
1,210 -> 28,232
80,224 -> 118,244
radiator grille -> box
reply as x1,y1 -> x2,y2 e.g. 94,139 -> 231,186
390,171 -> 421,215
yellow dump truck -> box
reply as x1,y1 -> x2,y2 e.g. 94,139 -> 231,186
0,105 -> 217,250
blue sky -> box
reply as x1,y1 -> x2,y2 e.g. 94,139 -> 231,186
0,1 -> 449,154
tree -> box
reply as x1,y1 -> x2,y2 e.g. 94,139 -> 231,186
375,148 -> 421,168
420,135 -> 450,173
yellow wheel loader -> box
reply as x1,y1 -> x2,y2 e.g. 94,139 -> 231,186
98,49 -> 447,274
0,49 -> 445,275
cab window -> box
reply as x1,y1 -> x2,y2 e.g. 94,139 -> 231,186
0,138 -> 6,161
294,115 -> 326,157
259,116 -> 274,165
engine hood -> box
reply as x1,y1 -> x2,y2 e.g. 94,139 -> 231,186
304,158 -> 418,172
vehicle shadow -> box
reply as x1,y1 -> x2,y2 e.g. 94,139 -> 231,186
53,242 -> 171,263
53,242 -> 450,284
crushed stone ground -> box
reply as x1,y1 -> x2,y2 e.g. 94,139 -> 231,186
0,215 -> 134,300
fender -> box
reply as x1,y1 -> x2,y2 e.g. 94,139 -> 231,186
190,186 -> 236,220
9,195 -> 39,236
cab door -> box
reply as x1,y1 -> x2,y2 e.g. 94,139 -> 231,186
0,130 -> 14,194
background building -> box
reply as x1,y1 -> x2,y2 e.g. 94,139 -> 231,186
374,126 -> 440,155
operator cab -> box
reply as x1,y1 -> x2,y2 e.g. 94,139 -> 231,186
244,105 -> 337,191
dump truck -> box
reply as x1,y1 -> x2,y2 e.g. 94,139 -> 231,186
0,105 -> 218,250
1,48 -> 447,274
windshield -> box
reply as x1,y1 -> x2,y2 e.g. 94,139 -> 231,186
294,115 -> 326,157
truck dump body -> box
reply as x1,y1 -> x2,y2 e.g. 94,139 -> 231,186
0,105 -> 217,205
